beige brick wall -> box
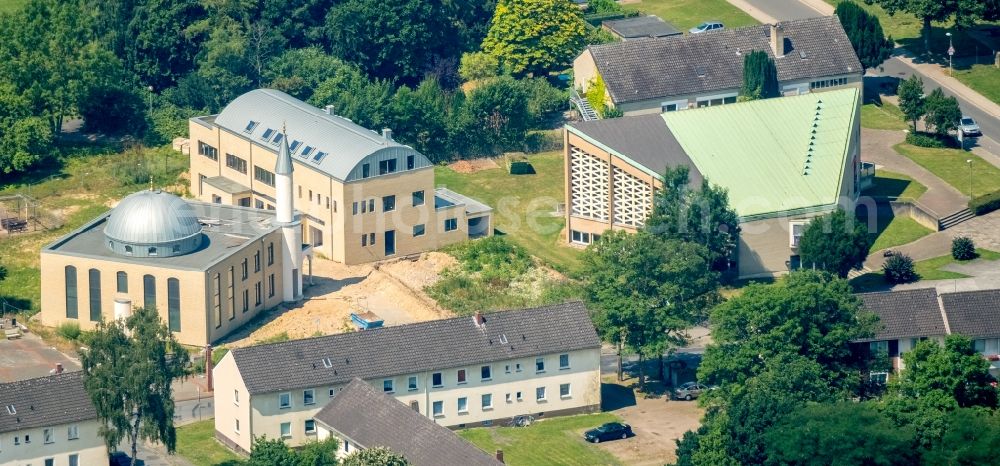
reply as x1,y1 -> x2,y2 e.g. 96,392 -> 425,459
0,418 -> 107,466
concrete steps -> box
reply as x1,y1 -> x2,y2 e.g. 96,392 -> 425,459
939,208 -> 975,230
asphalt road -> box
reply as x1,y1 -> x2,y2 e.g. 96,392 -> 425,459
739,0 -> 825,20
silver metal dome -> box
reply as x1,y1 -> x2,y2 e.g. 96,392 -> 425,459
104,190 -> 203,258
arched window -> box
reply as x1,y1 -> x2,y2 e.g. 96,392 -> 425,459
148,247 -> 158,256
65,266 -> 78,319
124,245 -> 133,255
143,275 -> 156,310
172,244 -> 181,253
167,278 -> 180,332
116,271 -> 128,293
88,269 -> 101,322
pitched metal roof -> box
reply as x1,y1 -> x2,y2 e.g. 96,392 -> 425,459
213,89 -> 423,181
663,88 -> 857,219
589,16 -> 861,104
940,289 -> 1000,338
0,372 -> 98,434
230,302 -> 600,394
857,288 -> 947,341
603,15 -> 681,39
315,379 -> 503,466
567,113 -> 703,183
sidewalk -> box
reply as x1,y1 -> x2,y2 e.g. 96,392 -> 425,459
892,48 -> 1000,120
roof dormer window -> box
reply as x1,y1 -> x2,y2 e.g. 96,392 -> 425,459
244,121 -> 259,133
261,128 -> 275,141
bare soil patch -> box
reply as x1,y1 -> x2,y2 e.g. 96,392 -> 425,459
599,379 -> 703,465
447,158 -> 500,174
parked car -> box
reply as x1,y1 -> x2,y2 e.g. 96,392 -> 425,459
672,381 -> 711,400
584,422 -> 634,443
690,21 -> 724,34
958,116 -> 982,137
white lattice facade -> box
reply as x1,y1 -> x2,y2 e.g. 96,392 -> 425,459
569,147 -> 610,222
612,167 -> 652,227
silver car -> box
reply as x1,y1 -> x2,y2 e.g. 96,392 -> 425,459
959,116 -> 981,137
690,21 -> 724,34
672,382 -> 709,400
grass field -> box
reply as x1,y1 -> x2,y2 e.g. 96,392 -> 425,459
176,420 -> 245,466
860,102 -> 908,131
954,64 -> 1000,107
631,0 -> 757,31
863,169 -> 927,200
434,152 -> 582,274
868,214 -> 933,253
459,413 -> 624,466
894,143 -> 1000,197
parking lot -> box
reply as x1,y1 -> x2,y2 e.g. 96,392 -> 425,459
0,332 -> 80,382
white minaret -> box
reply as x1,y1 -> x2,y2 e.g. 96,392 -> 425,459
275,124 -> 303,301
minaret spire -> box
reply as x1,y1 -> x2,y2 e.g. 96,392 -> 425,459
273,122 -> 301,301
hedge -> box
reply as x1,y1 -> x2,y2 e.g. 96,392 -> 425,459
905,132 -> 958,149
969,190 -> 1000,215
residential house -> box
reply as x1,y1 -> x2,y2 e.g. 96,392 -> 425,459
0,372 -> 106,466
212,302 -> 602,454
601,15 -> 681,41
856,288 -> 949,379
188,88 -> 492,265
575,16 -> 862,115
314,378 -> 503,465
940,289 -> 1000,375
564,88 -> 861,278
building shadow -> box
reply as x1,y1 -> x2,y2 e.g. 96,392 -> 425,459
601,382 -> 637,411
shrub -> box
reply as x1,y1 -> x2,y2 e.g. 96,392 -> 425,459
952,236 -> 976,260
883,253 -> 917,284
458,52 -> 499,82
585,74 -> 608,117
523,130 -> 562,153
969,190 -> 1000,215
905,132 -> 957,148
56,321 -> 82,341
518,78 -> 567,127
602,106 -> 623,118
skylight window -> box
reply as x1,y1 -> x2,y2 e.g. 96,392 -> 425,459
244,121 -> 259,133
301,146 -> 314,157
312,151 -> 328,163
289,140 -> 301,153
321,358 -> 332,368
6,404 -> 15,415
272,133 -> 284,145
261,128 -> 275,141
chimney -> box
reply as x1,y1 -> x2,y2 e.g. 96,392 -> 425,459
382,128 -> 393,141
473,311 -> 485,328
496,449 -> 505,463
324,104 -> 334,115
204,345 -> 214,392
53,363 -> 64,374
770,23 -> 785,57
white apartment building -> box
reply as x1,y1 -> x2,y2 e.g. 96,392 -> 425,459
212,302 -> 602,454
0,372 -> 107,466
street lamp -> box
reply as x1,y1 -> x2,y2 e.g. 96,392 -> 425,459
967,159 -> 973,197
147,85 -> 154,117
946,32 -> 955,76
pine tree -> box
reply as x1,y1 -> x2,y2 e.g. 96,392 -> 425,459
739,51 -> 778,101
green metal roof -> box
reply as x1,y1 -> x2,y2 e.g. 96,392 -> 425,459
662,88 -> 858,219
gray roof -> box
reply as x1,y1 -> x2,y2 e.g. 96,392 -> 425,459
941,289 -> 1000,338
212,89 -> 423,181
435,187 -> 492,216
567,114 -> 703,183
603,15 -> 681,39
588,16 -> 861,104
204,176 -> 251,195
315,379 -> 502,466
230,301 -> 600,394
857,288 -> 947,341
0,372 -> 98,434
103,190 -> 202,245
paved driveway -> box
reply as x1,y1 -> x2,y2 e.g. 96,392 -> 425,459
0,332 -> 80,382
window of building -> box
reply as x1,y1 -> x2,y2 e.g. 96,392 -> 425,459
24,434 -> 30,443
516,391 -> 523,401
304,389 -> 315,405
383,379 -> 394,393
301,146 -> 314,158
869,372 -> 889,385
412,190 -> 424,206
227,268 -> 235,320
46,458 -> 54,466
261,128 -> 275,141
279,392 -> 291,409
143,274 -> 156,311
242,288 -> 249,313
305,419 -> 316,434
198,141 -> 219,160
268,274 -> 275,298
241,259 -> 248,280
481,365 -> 492,380
368,232 -> 375,246
234,389 -> 240,406
116,271 -> 128,293
406,155 -> 415,170
413,224 -> 425,237
361,234 -> 367,247
280,422 -> 291,438
69,453 -> 79,466
457,369 -> 467,384
408,376 -> 418,391
13,436 -> 19,445
255,199 -> 264,209
482,393 -> 493,410
536,386 -> 546,401
298,186 -> 303,199
254,166 -> 275,187
432,400 -> 443,417
167,278 -> 181,332
43,428 -> 53,444
255,282 -> 262,306
65,266 -> 78,318
362,163 -> 371,178
432,372 -> 443,387
226,154 -> 247,174
289,140 -> 301,152
329,388 -> 336,397
309,189 -> 313,202
88,268 -> 101,322
148,246 -> 158,256
457,397 -> 468,413
68,425 -> 79,440
515,363 -> 522,372
368,199 -> 375,212
267,243 -> 274,265
444,218 -> 458,232
504,364 -> 511,374
560,383 -> 571,398
235,419 -> 240,434
254,251 -> 261,272
213,273 -> 221,328
559,354 -> 570,370
535,357 -> 545,373
382,195 -> 396,212
378,158 -> 397,175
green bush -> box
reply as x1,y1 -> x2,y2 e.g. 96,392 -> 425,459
523,130 -> 562,153
883,253 -> 917,284
952,236 -> 976,260
602,106 -> 623,118
56,321 -> 82,341
969,190 -> 1000,215
905,132 -> 957,148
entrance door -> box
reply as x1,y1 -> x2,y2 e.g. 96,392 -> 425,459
384,230 -> 396,256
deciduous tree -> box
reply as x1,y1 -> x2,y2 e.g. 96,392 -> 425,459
127,0 -> 206,90
836,1 -> 894,71
798,208 -> 870,278
922,87 -> 961,135
897,74 -> 925,131
481,0 -> 587,76
81,306 -> 190,466
0,81 -> 53,174
922,408 -> 1000,464
866,0 -> 990,52
343,446 -> 409,466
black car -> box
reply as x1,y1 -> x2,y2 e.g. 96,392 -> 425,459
584,422 -> 633,443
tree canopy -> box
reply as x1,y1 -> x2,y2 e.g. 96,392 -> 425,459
247,436 -> 339,466
867,0 -> 994,52
80,306 -> 190,466
897,74 -> 925,132
922,87 -> 961,136
739,50 -> 778,100
797,208 -> 870,278
836,1 -> 894,71
481,0 -> 587,76
342,446 -> 410,466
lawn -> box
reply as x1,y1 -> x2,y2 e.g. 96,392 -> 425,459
954,65 -> 1000,108
860,102 -> 908,131
176,420 -> 245,466
458,413 -> 624,466
868,214 -> 933,253
863,169 -> 927,200
894,143 -> 1000,197
851,249 -> 1000,290
434,152 -> 583,274
630,0 -> 758,31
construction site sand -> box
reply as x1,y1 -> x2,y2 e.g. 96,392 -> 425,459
224,252 -> 457,347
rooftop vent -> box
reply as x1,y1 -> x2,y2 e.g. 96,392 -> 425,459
799,50 -> 808,59
695,66 -> 706,77
473,311 -> 486,329
324,105 -> 334,115
382,128 -> 393,141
